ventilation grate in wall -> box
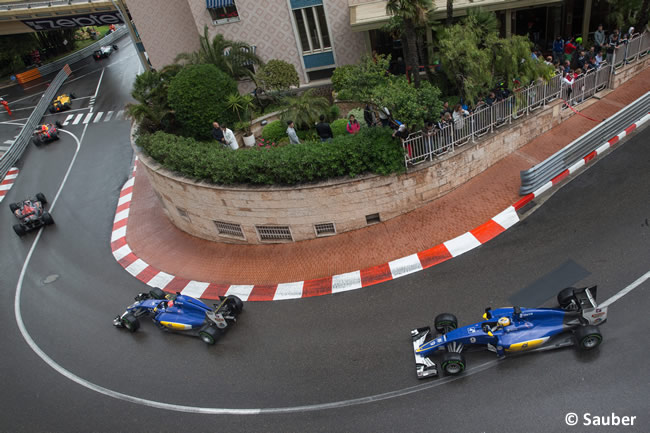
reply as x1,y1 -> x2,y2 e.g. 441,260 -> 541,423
214,221 -> 245,239
256,225 -> 293,241
314,222 -> 336,236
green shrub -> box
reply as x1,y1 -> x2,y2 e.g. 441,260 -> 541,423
137,127 -> 404,186
331,118 -> 348,137
257,59 -> 299,91
261,120 -> 287,142
327,104 -> 340,122
167,64 -> 238,140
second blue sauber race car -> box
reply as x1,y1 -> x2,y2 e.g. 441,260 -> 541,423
113,287 -> 243,345
411,286 -> 606,378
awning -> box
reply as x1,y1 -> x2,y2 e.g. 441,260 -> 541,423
206,0 -> 234,8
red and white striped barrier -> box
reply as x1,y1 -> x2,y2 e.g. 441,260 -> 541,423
0,167 -> 19,203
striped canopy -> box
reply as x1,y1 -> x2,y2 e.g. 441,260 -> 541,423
206,0 -> 233,8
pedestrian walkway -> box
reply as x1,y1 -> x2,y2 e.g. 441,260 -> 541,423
117,67 -> 650,298
60,110 -> 125,126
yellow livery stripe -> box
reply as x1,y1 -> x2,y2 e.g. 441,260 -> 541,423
505,337 -> 549,352
160,321 -> 192,330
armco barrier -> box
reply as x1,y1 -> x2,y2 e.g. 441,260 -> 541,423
37,26 -> 128,77
0,66 -> 72,179
519,91 -> 650,195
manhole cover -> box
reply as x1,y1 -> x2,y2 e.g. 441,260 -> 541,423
43,274 -> 59,284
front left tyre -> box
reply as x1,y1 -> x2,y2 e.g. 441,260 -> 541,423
13,224 -> 26,237
121,313 -> 140,333
441,352 -> 466,375
42,211 -> 54,225
226,295 -> 243,314
36,193 -> 47,205
434,313 -> 458,334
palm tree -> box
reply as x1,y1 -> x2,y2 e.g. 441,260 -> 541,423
386,0 -> 434,88
175,26 -> 263,80
280,89 -> 329,129
126,66 -> 179,132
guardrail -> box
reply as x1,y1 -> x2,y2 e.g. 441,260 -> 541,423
401,65 -> 612,167
37,26 -> 128,76
0,66 -> 72,179
519,91 -> 650,195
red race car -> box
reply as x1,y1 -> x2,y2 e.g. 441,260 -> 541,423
9,193 -> 54,236
33,121 -> 63,146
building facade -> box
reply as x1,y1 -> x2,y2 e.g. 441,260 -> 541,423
125,0 -> 596,85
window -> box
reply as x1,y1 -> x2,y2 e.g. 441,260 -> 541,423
293,5 -> 331,55
208,0 -> 240,25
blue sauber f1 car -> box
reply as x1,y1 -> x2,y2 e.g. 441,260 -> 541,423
113,287 -> 243,345
411,286 -> 606,378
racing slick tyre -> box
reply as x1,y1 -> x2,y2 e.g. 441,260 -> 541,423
69,93 -> 76,99
226,295 -> 244,314
574,325 -> 602,350
35,193 -> 47,205
112,45 -> 119,50
198,325 -> 221,345
49,106 -> 56,113
42,211 -> 54,225
434,313 -> 458,334
121,313 -> 140,333
63,103 -> 71,110
13,224 -> 26,237
149,287 -> 166,300
441,352 -> 466,375
9,203 -> 19,212
33,136 -> 43,147
557,287 -> 577,310
55,120 -> 63,128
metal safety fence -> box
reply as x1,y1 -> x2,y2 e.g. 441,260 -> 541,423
37,26 -> 128,76
519,91 -> 650,195
612,31 -> 650,69
401,65 -> 612,167
0,67 -> 72,179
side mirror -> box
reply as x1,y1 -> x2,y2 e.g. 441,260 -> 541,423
513,306 -> 521,319
483,307 -> 492,320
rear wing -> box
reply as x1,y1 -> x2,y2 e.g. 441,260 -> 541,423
575,286 -> 607,325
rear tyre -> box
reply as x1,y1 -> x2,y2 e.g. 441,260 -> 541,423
149,287 -> 166,300
33,136 -> 42,146
13,224 -> 26,237
49,106 -> 56,113
42,211 -> 54,225
113,45 -> 119,50
63,102 -> 71,110
557,287 -> 577,310
55,120 -> 63,128
441,352 -> 466,375
35,193 -> 47,204
198,325 -> 221,345
226,295 -> 243,314
575,325 -> 602,350
434,313 -> 458,334
69,93 -> 76,99
121,313 -> 140,333
9,203 -> 19,212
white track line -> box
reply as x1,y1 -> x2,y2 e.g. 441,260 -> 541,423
600,270 -> 650,308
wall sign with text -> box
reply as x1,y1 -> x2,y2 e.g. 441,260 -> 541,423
22,12 -> 124,31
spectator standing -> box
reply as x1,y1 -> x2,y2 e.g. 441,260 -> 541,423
378,106 -> 391,127
594,25 -> 606,52
552,36 -> 565,63
392,124 -> 411,157
452,104 -> 470,135
576,50 -> 587,70
220,124 -> 238,150
564,37 -> 577,63
563,71 -> 575,101
563,60 -> 571,75
363,104 -> 376,127
440,101 -> 451,116
286,120 -> 300,144
423,122 -> 436,155
587,46 -> 596,60
606,31 -> 619,63
212,121 -> 226,146
595,51 -> 603,67
315,114 -> 333,141
346,114 -> 361,135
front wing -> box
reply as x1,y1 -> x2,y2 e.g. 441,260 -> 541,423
411,327 -> 438,378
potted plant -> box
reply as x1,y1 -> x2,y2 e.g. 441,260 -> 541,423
226,93 -> 256,147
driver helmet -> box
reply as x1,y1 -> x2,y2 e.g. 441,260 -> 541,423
498,317 -> 511,327
41,125 -> 48,131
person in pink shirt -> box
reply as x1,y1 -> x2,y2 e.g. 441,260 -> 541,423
346,114 -> 361,134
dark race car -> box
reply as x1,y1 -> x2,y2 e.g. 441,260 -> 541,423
411,286 -> 606,378
113,288 -> 243,345
33,121 -> 63,146
10,193 -> 54,236
93,44 -> 119,60
49,93 -> 75,113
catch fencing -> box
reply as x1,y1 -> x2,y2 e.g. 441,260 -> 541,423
0,66 -> 72,179
612,32 -> 650,69
402,65 -> 612,167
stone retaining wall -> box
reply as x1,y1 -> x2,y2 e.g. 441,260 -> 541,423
136,98 -> 567,244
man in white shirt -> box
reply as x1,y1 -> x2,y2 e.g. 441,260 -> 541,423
221,124 -> 238,150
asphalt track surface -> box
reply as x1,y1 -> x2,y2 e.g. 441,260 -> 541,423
1,41 -> 649,433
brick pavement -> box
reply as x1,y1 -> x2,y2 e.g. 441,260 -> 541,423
123,67 -> 650,286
